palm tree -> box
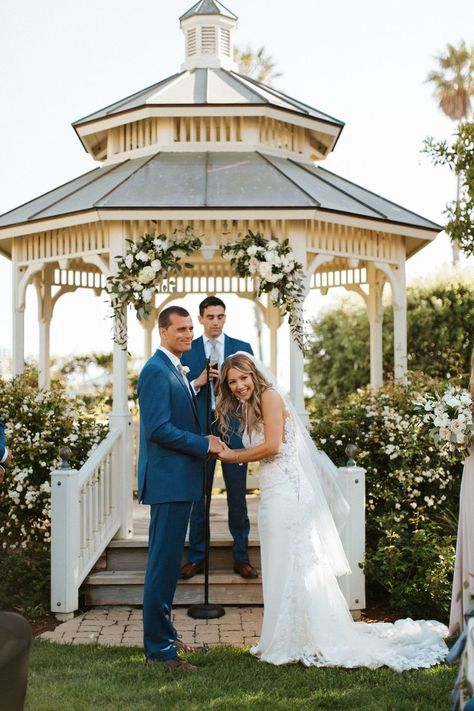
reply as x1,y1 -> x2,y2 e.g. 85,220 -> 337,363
234,45 -> 282,86
426,41 -> 474,264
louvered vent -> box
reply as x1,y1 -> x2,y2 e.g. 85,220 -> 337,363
201,26 -> 216,54
186,28 -> 197,56
220,28 -> 231,56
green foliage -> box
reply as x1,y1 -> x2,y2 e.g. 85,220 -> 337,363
423,122 -> 474,255
0,370 -> 107,613
306,275 -> 474,402
309,374 -> 462,618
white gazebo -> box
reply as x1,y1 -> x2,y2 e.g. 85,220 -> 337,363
0,0 -> 441,617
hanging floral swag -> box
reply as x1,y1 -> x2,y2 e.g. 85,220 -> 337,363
106,227 -> 202,346
219,230 -> 306,349
107,227 -> 306,350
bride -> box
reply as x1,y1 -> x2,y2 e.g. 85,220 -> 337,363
216,353 -> 448,670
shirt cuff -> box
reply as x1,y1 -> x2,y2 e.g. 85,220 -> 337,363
0,447 -> 8,464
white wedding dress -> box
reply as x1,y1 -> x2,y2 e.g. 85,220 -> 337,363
244,414 -> 448,671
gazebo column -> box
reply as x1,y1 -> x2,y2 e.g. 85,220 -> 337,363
35,267 -> 53,389
289,222 -> 309,423
109,224 -> 134,539
261,300 -> 281,375
367,264 -> 385,389
12,255 -> 25,377
375,256 -> 407,383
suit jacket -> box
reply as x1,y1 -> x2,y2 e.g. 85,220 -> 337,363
182,334 -> 253,447
137,350 -> 209,505
0,418 -> 5,462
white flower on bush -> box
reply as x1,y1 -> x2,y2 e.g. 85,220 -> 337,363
270,288 -> 279,302
247,245 -> 260,256
258,262 -> 273,279
138,266 -> 156,284
151,259 -> 162,272
124,254 -> 134,269
132,282 -> 144,292
142,288 -> 153,304
267,239 -> 278,249
136,251 -> 149,262
451,419 -> 464,433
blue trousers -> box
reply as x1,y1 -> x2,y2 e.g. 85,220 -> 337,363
188,456 -> 250,565
143,501 -> 192,660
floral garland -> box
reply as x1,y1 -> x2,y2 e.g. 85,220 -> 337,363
106,227 -> 202,346
220,230 -> 306,349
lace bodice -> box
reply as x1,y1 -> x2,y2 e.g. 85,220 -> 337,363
242,415 -> 299,492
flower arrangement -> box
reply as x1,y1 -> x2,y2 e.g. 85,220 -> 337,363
106,227 -> 202,346
414,386 -> 474,454
220,230 -> 306,349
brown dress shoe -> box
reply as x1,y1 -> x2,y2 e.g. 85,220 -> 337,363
233,562 -> 259,579
180,561 -> 204,579
162,658 -> 198,671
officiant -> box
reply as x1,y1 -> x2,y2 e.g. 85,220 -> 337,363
180,296 -> 258,580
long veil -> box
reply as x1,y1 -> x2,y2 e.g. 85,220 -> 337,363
233,352 -> 351,578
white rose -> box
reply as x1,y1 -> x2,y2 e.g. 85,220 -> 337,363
132,282 -> 144,292
124,254 -> 134,269
247,245 -> 259,256
138,266 -> 156,284
267,239 -> 278,249
270,288 -> 279,301
450,419 -> 464,432
248,257 -> 260,274
258,262 -> 273,279
439,426 -> 451,441
136,251 -> 149,262
283,263 -> 294,273
174,249 -> 186,258
265,272 -> 281,284
151,259 -> 162,272
142,288 -> 153,303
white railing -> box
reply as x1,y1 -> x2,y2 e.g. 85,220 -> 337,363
336,465 -> 366,616
50,429 -> 122,619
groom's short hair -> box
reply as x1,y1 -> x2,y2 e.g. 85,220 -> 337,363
158,306 -> 190,329
199,296 -> 226,315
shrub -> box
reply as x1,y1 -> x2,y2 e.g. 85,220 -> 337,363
309,372 -> 462,618
0,370 -> 107,614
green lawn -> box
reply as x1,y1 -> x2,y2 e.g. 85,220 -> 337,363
27,640 -> 456,711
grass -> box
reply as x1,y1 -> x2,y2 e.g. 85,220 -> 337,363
26,640 -> 456,711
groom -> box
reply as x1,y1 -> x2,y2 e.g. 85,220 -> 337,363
181,296 -> 257,580
138,305 -> 223,669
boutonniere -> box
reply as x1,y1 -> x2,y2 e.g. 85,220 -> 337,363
182,365 -> 190,375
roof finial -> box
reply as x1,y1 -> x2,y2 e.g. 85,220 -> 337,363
180,1 -> 238,71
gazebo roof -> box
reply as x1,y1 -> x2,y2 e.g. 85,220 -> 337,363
0,151 -> 441,236
73,69 -> 344,130
180,0 -> 237,20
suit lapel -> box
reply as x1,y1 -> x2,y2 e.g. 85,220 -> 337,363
156,350 -> 200,424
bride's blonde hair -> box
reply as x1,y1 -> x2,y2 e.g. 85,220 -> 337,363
216,354 -> 272,442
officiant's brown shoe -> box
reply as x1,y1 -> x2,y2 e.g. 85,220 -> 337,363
233,562 -> 258,579
180,561 -> 204,579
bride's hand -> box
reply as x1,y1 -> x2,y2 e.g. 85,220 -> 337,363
218,443 -> 241,463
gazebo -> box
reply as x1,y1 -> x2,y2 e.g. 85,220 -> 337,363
0,0 -> 441,617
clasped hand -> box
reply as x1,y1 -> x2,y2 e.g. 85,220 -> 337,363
194,366 -> 219,389
205,435 -> 234,459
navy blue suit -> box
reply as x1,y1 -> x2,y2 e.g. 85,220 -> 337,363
138,349 -> 209,661
0,418 -> 6,462
182,335 -> 253,565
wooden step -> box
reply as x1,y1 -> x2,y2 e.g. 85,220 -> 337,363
106,539 -> 261,571
83,570 -> 263,606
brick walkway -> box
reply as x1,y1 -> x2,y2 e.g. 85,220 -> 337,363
40,606 -> 263,648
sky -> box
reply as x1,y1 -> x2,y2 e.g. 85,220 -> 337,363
0,0 -> 473,370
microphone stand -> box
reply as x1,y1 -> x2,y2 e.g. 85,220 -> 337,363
188,356 -> 225,620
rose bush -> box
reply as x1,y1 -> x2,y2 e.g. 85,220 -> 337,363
309,372 -> 461,618
0,369 -> 107,614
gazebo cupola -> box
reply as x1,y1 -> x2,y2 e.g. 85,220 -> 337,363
180,0 -> 238,71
